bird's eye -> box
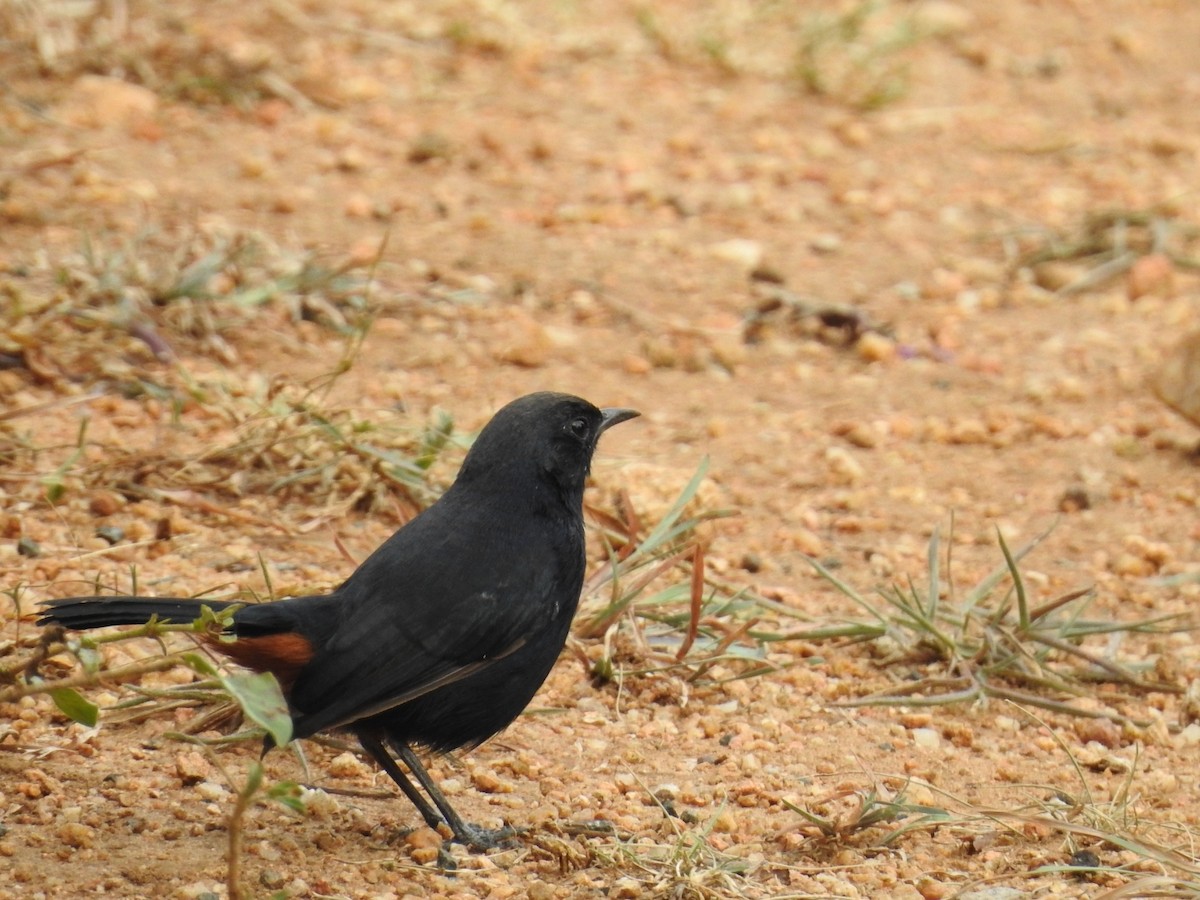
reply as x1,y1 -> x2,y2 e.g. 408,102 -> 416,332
567,417 -> 589,439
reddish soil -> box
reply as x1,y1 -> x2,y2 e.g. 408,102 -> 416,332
2,2 -> 1200,898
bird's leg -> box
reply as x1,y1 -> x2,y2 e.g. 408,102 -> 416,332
389,739 -> 518,852
355,731 -> 444,830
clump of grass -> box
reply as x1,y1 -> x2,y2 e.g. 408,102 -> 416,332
3,369 -> 456,526
985,713 -> 1200,892
2,226 -> 379,400
793,0 -> 924,110
591,799 -> 754,900
1,225 -> 456,519
780,761 -> 1200,894
801,523 -> 1189,728
176,374 -> 458,516
783,778 -> 952,847
1003,207 -> 1200,296
1,0 -> 313,107
577,460 -> 791,687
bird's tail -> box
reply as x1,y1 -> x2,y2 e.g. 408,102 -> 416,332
38,596 -> 240,631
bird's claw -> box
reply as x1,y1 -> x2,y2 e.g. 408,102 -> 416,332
432,823 -> 521,869
450,822 -> 521,852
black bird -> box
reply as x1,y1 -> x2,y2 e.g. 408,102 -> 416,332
39,392 -> 639,849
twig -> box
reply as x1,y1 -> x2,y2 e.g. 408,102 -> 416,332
3,653 -> 189,704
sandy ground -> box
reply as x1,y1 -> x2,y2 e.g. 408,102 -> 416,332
3,1 -> 1200,897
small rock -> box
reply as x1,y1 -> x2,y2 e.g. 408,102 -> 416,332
344,193 -> 373,218
259,870 -> 286,890
1178,723 -> 1200,746
1155,328 -> 1200,427
834,421 -> 879,449
1124,534 -> 1171,568
409,846 -> 440,865
710,334 -> 747,371
175,752 -> 212,786
176,882 -> 222,900
1126,252 -> 1175,300
195,781 -> 226,802
408,132 -> 453,164
1111,553 -> 1152,577
1074,717 -> 1121,749
1058,486 -> 1091,512
856,331 -> 896,363
911,1 -> 975,37
89,491 -> 126,517
653,783 -> 680,801
471,770 -> 513,794
95,525 -> 125,545
297,787 -> 339,818
1142,769 -> 1178,798
255,98 -> 289,126
710,805 -> 738,833
622,354 -> 652,375
405,827 -> 442,850
912,728 -> 941,750
824,446 -> 865,485
61,75 -> 158,129
1030,262 -> 1082,293
810,233 -> 841,254
327,751 -> 370,778
750,264 -> 786,284
57,822 -> 95,849
916,876 -> 950,899
337,145 -> 367,172
946,418 -> 990,445
494,311 -> 554,368
957,888 -> 1026,900
710,239 -> 764,271
787,527 -> 824,556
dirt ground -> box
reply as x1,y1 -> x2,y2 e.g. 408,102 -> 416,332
3,1 -> 1200,898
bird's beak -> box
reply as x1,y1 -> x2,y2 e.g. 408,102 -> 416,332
599,407 -> 640,433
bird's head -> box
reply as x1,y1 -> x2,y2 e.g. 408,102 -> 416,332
456,392 -> 639,507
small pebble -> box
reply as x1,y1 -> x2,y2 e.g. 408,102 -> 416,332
1126,252 -> 1175,299
89,491 -> 126,516
856,331 -> 896,363
471,770 -> 513,794
175,752 -> 211,786
57,822 -> 95,849
810,233 -> 841,254
408,132 -> 452,164
1058,486 -> 1091,512
824,446 -> 866,485
95,524 -> 125,545
405,827 -> 442,851
195,781 -> 226,802
710,238 -> 764,271
327,751 -> 370,778
259,870 -> 286,890
1177,723 -> 1200,746
911,728 -> 941,750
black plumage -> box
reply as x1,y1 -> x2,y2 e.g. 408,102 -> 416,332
39,391 -> 638,848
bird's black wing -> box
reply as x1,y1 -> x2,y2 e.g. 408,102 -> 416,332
286,501 -> 582,738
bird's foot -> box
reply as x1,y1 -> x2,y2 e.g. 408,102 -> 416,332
448,821 -> 521,852
429,822 -> 521,869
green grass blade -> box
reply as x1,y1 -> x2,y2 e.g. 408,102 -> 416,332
806,555 -> 887,625
996,528 -> 1030,630
926,524 -> 940,620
